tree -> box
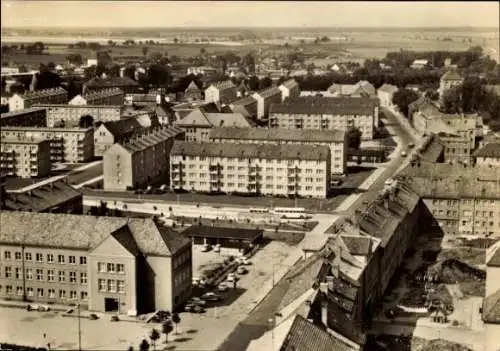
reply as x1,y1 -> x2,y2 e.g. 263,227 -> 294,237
79,115 -> 94,128
392,88 -> 420,117
139,339 -> 149,351
460,76 -> 484,113
171,313 -> 181,334
200,47 -> 206,55
346,127 -> 362,150
34,70 -> 62,90
173,37 -> 179,44
425,89 -> 439,101
66,54 -> 83,66
162,321 -> 173,344
149,328 -> 160,351
258,76 -> 272,90
441,87 -> 462,114
142,46 -> 149,57
150,52 -> 163,63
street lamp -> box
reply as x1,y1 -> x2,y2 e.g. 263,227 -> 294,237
76,303 -> 82,351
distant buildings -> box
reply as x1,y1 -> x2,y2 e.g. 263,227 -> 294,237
83,76 -> 140,94
69,88 -> 124,106
252,87 -> 282,121
0,138 -> 51,178
327,81 -> 376,98
229,96 -> 258,120
377,83 -> 398,108
94,119 -> 145,157
410,59 -> 430,70
209,127 -> 347,175
483,242 -> 500,351
174,108 -> 252,142
278,79 -> 300,102
37,104 -> 124,128
204,81 -> 237,105
1,107 -> 47,127
8,88 -> 68,112
1,126 -> 94,163
170,141 -> 331,198
269,97 -> 378,140
475,142 -> 500,168
103,126 -> 184,191
439,71 -> 464,101
183,81 -> 203,102
0,211 -> 192,315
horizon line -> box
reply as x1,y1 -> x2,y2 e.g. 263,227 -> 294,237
2,25 -> 499,29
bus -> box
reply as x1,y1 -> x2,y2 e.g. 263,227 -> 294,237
272,207 -> 311,219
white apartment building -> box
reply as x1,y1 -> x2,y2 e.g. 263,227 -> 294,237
1,126 -> 94,163
170,142 -> 331,198
36,104 -> 124,128
278,79 -> 300,102
8,88 -> 68,111
377,84 -> 398,108
439,71 -> 464,101
69,88 -> 124,106
252,87 -> 282,121
0,138 -> 52,178
204,81 -> 237,105
269,96 -> 378,140
209,127 -> 347,175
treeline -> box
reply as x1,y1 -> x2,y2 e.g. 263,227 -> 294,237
1,42 -> 46,55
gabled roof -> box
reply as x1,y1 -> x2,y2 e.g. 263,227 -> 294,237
441,71 -> 463,81
339,236 -> 372,256
230,95 -> 257,107
487,241 -> 500,267
85,76 -> 139,88
483,289 -> 500,324
175,109 -> 252,128
100,118 -> 143,139
184,81 -> 201,93
208,80 -> 236,91
377,83 -> 398,94
253,86 -> 282,99
118,126 -> 184,154
270,96 -> 378,116
20,87 -> 67,100
280,79 -> 299,90
474,142 -> 500,158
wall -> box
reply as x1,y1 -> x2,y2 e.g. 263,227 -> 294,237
145,255 -> 174,311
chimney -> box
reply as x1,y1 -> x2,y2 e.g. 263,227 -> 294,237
321,300 -> 328,327
326,275 -> 334,291
319,282 -> 328,294
384,197 -> 389,210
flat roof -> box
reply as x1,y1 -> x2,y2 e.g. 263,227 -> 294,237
181,225 -> 263,241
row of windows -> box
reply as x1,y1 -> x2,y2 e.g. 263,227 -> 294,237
175,156 -> 323,165
0,285 -> 87,300
174,267 -> 190,287
431,199 -> 497,205
97,262 -> 125,274
2,251 -> 87,265
176,181 -> 325,192
3,267 -> 87,283
97,279 -> 125,293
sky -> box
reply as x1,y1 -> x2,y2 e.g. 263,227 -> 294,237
1,1 -> 499,29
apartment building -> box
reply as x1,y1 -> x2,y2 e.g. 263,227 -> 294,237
0,138 -> 51,178
204,81 -> 237,105
377,84 -> 398,108
475,142 -> 500,168
327,81 -> 376,98
69,88 -> 124,106
1,126 -> 94,163
1,107 -> 47,127
36,104 -> 124,128
170,142 -> 331,198
398,163 -> 500,237
8,87 -> 68,112
94,119 -> 144,157
278,79 -> 300,102
174,108 -> 252,142
439,71 -> 464,101
103,126 -> 184,191
252,87 -> 282,121
0,212 -> 192,315
269,96 -> 378,140
209,127 -> 347,175
183,81 -> 203,102
229,96 -> 258,120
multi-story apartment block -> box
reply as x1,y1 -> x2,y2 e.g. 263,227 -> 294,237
174,108 -> 252,142
209,127 -> 347,175
103,126 -> 184,191
269,96 -> 378,140
170,142 -> 331,198
475,142 -> 500,168
69,88 -> 124,106
278,79 -> 300,102
399,163 -> 500,237
252,87 -> 282,121
204,81 -> 237,105
8,87 -> 68,111
0,138 -> 51,178
377,84 -> 398,108
94,119 -> 144,157
1,126 -> 94,163
438,132 -> 474,165
229,96 -> 258,120
36,104 -> 124,128
439,71 -> 464,101
0,212 -> 192,315
1,107 -> 47,127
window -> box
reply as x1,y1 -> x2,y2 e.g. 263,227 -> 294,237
80,257 -> 87,265
107,263 -> 116,273
4,251 -> 11,260
48,289 -> 55,299
16,286 -> 23,296
15,268 -> 21,279
69,256 -> 76,264
6,286 -> 13,295
37,288 -> 44,297
58,271 -> 65,282
59,290 -> 66,299
26,287 -> 34,297
98,262 -> 106,272
47,254 -> 54,263
15,252 -> 22,261
36,253 -> 43,262
81,291 -> 88,300
117,280 -> 125,294
36,269 -> 43,281
69,272 -> 77,283
117,264 -> 125,274
47,270 -> 55,282
108,279 -> 116,292
25,252 -> 32,261
25,268 -> 33,280
78,273 -> 87,285
58,255 -> 65,264
70,290 -> 77,300
98,279 -> 106,292
5,267 -> 12,278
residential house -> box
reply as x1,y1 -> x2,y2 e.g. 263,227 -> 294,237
279,79 -> 300,102
204,81 -> 237,105
411,59 -> 430,69
8,87 -> 68,112
1,107 -> 47,127
94,119 -> 145,157
83,77 -> 140,94
377,84 -> 398,108
0,138 -> 51,178
252,87 -> 282,121
327,81 -> 376,98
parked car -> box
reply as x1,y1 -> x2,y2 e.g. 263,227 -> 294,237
201,292 -> 222,301
188,297 -> 207,306
331,179 -> 342,187
214,244 -> 221,253
401,151 -> 407,157
384,179 -> 394,186
157,184 -> 167,194
89,313 -> 99,320
408,143 -> 415,149
217,283 -> 229,292
237,257 -> 251,265
201,244 -> 211,252
191,305 -> 205,313
237,266 -> 248,275
226,273 -> 237,283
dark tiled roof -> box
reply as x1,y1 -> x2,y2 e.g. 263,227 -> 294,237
209,127 -> 345,143
487,245 -> 500,267
270,96 -> 377,116
83,87 -> 123,101
340,236 -> 372,256
171,141 -> 330,161
181,225 -> 263,241
280,315 -> 359,351
280,79 -> 298,90
441,71 -> 463,81
483,289 -> 500,324
120,126 -> 184,154
209,80 -> 236,91
0,212 -> 189,256
475,143 -> 500,158
22,87 -> 67,100
231,96 -> 257,107
184,81 -> 201,93
85,76 -> 139,87
1,107 -> 47,119
254,86 -> 282,99
102,119 -> 144,139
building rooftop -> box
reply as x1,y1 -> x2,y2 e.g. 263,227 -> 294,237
475,142 -> 500,158
0,137 -> 48,145
100,119 -> 144,139
184,81 -> 201,93
399,163 -> 500,181
82,87 -> 123,100
180,225 -> 263,241
1,107 -> 47,119
208,80 -> 236,91
175,109 -> 252,128
483,289 -> 500,324
0,211 -> 190,256
230,95 -> 257,107
328,81 -> 376,97
34,103 -> 123,109
487,242 -> 500,267
1,125 -> 93,133
84,76 -> 139,88
17,87 -> 67,100
270,96 -> 377,116
119,126 -> 184,154
171,141 -> 330,161
253,86 -> 282,99
209,127 -> 345,143
377,83 -> 398,94
280,79 -> 299,90
441,71 -> 463,81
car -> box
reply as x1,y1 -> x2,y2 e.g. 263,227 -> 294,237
213,244 -> 221,253
401,151 -> 407,157
408,143 -> 415,149
188,297 -> 207,306
201,292 -> 222,301
191,305 -> 205,313
237,266 -> 248,275
144,186 -> 153,194
226,273 -> 237,282
331,179 -> 342,187
217,283 -> 229,292
384,179 -> 394,186
237,257 -> 251,265
201,244 -> 211,252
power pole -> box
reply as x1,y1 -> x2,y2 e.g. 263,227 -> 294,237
77,303 -> 82,351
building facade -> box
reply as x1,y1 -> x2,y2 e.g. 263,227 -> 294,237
170,141 -> 331,198
278,79 -> 300,102
229,96 -> 258,120
1,107 -> 47,127
377,84 -> 398,108
0,212 -> 192,315
209,127 -> 347,175
37,104 -> 124,128
0,138 -> 51,178
269,97 -> 378,140
103,126 -> 184,191
439,71 -> 464,101
69,88 -> 124,106
94,119 -> 144,157
204,81 -> 237,105
475,143 -> 500,168
252,87 -> 282,121
8,88 -> 68,112
1,126 -> 94,163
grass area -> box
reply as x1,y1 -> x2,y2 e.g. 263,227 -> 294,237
459,281 -> 486,298
263,232 -> 305,246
